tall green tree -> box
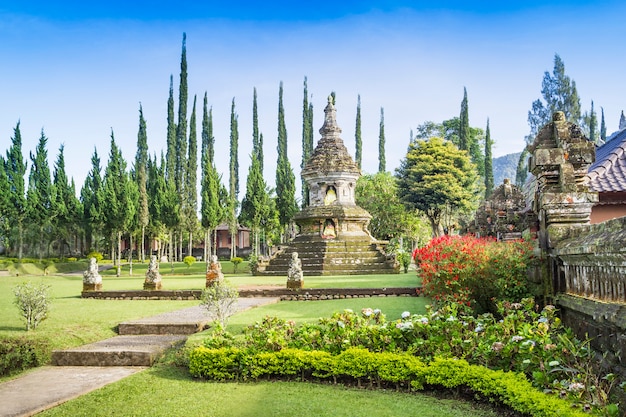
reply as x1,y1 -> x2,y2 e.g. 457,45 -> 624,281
0,156 -> 10,248
80,148 -> 104,252
519,54 -> 581,184
26,131 -> 53,260
102,132 -> 134,276
396,137 -> 479,237
378,107 -> 386,173
183,95 -> 199,256
135,105 -> 150,262
201,92 -> 214,173
52,144 -> 79,257
600,107 -> 607,143
301,77 -> 314,207
229,98 -> 240,258
582,100 -> 598,144
5,122 -> 27,260
166,75 -> 177,182
275,82 -> 297,237
484,119 -> 494,198
239,153 -> 269,256
355,94 -> 362,170
252,87 -> 263,173
459,87 -> 470,152
174,33 -> 189,261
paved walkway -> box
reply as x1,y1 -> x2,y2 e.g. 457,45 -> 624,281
0,297 -> 280,417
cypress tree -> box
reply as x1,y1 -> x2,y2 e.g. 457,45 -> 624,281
166,75 -> 177,182
135,105 -> 150,262
252,87 -> 263,173
52,144 -> 74,257
229,98 -> 240,258
378,107 -> 386,173
183,95 -> 199,256
26,130 -> 53,260
484,119 -> 494,198
301,77 -> 313,207
240,152 -> 268,255
355,94 -> 362,170
175,32 -> 188,197
588,100 -> 598,144
275,82 -> 297,235
5,122 -> 27,260
80,148 -> 103,252
0,157 -> 9,243
459,87 -> 469,151
600,107 -> 607,143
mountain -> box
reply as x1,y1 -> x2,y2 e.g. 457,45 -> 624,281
492,152 -> 521,187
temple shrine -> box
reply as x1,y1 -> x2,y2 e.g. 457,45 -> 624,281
257,96 -> 398,276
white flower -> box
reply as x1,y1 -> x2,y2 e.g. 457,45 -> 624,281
474,326 -> 484,333
337,321 -> 345,328
419,317 -> 429,325
373,309 -> 381,315
538,317 -> 548,323
568,382 -> 585,391
511,335 -> 524,342
548,360 -> 560,367
446,316 -> 456,322
401,311 -> 411,319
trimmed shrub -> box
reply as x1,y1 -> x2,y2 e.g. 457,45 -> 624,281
0,336 -> 50,376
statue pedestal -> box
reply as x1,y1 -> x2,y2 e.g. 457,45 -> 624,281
143,282 -> 162,291
83,283 -> 102,292
287,279 -> 304,290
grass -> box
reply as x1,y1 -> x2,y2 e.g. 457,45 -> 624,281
37,365 -> 502,417
0,265 -> 504,416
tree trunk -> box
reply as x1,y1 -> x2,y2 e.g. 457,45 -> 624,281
169,230 -> 174,273
116,230 -> 122,277
188,231 -> 193,260
141,225 -> 145,263
17,221 -> 23,262
129,233 -> 133,276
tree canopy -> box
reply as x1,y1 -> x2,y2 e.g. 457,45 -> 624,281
395,137 -> 479,237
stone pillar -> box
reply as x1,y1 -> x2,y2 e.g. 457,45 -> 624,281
529,111 -> 598,249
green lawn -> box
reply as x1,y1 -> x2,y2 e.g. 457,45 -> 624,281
0,268 -> 506,416
37,365 -> 501,417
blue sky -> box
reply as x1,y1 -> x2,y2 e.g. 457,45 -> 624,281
1,1 -> 624,194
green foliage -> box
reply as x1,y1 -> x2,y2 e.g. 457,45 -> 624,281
396,251 -> 411,273
86,251 -> 104,263
413,235 -> 534,313
396,137 -> 480,236
355,94 -> 362,170
275,82 -> 297,228
13,281 -> 51,331
484,119 -> 494,198
378,107 -> 386,173
195,301 -> 614,414
189,347 -> 587,416
183,255 -> 195,269
230,257 -> 243,273
199,280 -> 239,327
0,335 -> 50,376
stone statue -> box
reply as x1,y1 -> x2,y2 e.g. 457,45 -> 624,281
144,255 -> 163,290
206,255 -> 224,287
82,257 -> 103,291
287,251 -> 304,289
321,219 -> 336,239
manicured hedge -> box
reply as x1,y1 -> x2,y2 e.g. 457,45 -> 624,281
0,335 -> 50,377
189,347 -> 589,417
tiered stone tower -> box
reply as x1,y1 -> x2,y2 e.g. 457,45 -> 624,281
257,96 -> 398,276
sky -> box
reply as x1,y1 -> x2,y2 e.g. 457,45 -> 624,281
1,1 -> 625,196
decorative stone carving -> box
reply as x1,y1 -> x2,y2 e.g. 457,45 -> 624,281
471,179 -> 527,240
287,252 -> 304,289
144,255 -> 162,290
529,111 -> 598,248
206,255 -> 224,287
82,257 -> 102,291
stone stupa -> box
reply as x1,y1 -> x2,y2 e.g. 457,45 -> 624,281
257,96 -> 398,276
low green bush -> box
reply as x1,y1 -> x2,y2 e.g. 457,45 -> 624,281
0,335 -> 50,377
189,347 -> 588,416
201,301 -> 618,414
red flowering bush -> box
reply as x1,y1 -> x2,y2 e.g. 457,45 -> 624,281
412,235 -> 534,313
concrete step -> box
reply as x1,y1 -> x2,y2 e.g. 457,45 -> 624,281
51,335 -> 186,367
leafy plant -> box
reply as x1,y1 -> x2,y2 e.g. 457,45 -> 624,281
412,235 -> 534,313
199,280 -> 239,328
86,251 -> 104,263
396,251 -> 411,273
183,255 -> 195,269
13,281 -> 51,331
230,257 -> 243,273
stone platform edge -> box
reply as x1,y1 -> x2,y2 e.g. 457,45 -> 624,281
81,287 -> 420,300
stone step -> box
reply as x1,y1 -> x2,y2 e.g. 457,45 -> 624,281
51,335 -> 186,367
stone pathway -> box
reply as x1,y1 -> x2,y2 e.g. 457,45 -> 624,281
0,297 -> 280,417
